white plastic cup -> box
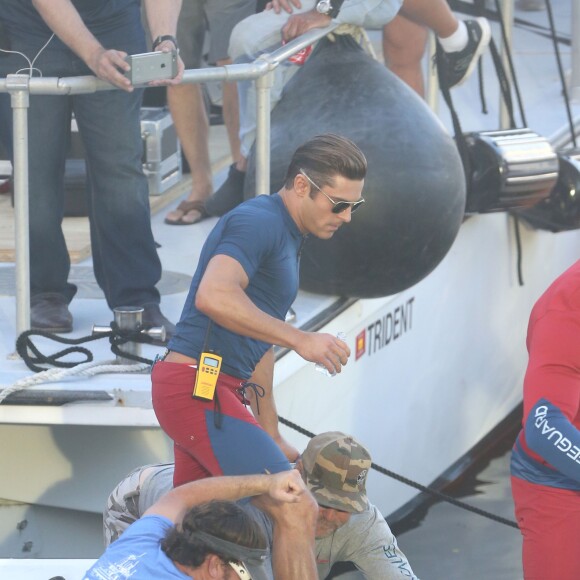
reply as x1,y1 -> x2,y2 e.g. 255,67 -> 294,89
315,332 -> 347,377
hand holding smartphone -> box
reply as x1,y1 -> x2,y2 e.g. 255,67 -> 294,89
123,50 -> 178,85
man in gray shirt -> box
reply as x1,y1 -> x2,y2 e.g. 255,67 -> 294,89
104,431 -> 418,579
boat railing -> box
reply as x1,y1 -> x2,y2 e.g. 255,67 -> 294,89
0,23 -> 338,338
2,1 -> 579,339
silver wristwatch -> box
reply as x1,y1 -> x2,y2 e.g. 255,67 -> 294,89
316,0 -> 343,18
316,0 -> 333,15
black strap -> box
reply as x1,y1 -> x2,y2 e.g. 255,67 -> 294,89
152,35 -> 178,51
199,319 -> 213,357
238,382 -> 266,415
329,0 -> 345,18
434,41 -> 472,193
487,38 -> 517,128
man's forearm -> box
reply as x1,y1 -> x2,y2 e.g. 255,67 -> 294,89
254,487 -> 319,580
31,0 -> 103,65
179,473 -> 272,505
143,0 -> 182,41
150,473 -> 274,522
150,470 -> 306,523
197,280 -> 304,352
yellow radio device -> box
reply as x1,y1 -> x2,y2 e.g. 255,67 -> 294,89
192,351 -> 223,401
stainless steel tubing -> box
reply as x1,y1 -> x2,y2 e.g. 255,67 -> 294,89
7,75 -> 31,337
426,32 -> 439,114
255,70 -> 273,196
265,23 -> 339,66
571,0 -> 580,101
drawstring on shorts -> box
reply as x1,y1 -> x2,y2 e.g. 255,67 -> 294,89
237,382 -> 265,415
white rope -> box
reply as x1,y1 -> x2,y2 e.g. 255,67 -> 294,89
326,25 -> 378,60
0,360 -> 150,404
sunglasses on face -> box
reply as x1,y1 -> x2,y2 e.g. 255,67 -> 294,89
299,169 -> 365,214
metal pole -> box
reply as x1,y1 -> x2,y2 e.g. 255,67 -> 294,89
426,32 -> 439,114
255,69 -> 273,196
499,0 -> 515,129
6,74 -> 31,336
571,0 -> 580,101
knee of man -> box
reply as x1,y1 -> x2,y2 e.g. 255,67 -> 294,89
229,19 -> 252,63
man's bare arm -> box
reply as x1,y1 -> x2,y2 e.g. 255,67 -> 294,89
32,0 -> 132,90
144,469 -> 306,523
197,254 -> 350,374
32,0 -> 183,89
252,482 -> 319,579
247,349 -> 300,462
142,0 -> 184,85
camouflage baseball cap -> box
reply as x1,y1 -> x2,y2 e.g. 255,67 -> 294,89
301,431 -> 371,513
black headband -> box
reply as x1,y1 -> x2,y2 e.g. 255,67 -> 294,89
191,530 -> 269,566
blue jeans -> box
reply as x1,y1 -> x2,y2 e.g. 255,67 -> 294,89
0,93 -> 12,159
0,8 -> 161,309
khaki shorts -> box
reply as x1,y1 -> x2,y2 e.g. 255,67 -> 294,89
102,465 -> 158,546
178,0 -> 257,67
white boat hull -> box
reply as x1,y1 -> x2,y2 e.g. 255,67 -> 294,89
1,213 -> 578,526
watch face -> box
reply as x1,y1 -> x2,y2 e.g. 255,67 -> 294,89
316,0 -> 332,14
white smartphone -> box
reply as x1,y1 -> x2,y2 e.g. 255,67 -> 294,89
123,50 -> 177,85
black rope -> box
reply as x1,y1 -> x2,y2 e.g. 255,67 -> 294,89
492,0 -> 527,127
279,415 -> 519,530
477,57 -> 488,115
238,381 -> 266,415
15,323 -> 155,373
513,215 -> 524,286
545,0 -> 577,148
108,321 -> 157,365
434,40 -> 472,195
473,0 -> 488,115
488,38 -> 517,128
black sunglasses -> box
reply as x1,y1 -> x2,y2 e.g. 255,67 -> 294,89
299,169 -> 365,214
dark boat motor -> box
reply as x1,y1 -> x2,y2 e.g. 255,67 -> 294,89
515,149 -> 580,232
464,128 -> 559,214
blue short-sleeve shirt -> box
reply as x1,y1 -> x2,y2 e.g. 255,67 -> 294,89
84,515 -> 188,579
169,193 -> 305,378
0,0 -> 141,45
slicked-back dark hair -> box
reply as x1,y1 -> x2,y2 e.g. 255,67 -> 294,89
284,134 -> 367,191
161,500 -> 267,567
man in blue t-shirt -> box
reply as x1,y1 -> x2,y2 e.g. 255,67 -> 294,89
151,134 -> 367,488
87,469 -> 319,579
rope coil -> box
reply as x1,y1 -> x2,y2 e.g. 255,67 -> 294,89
0,327 -> 156,404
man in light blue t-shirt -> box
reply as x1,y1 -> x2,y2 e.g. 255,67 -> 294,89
89,470 -> 318,579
